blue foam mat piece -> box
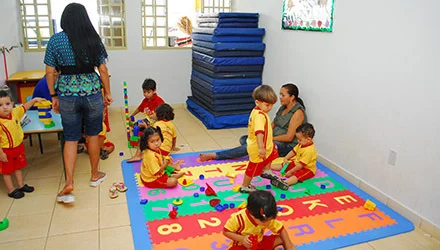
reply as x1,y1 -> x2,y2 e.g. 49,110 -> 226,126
192,45 -> 264,58
198,22 -> 259,28
192,33 -> 263,43
192,69 -> 262,86
193,28 -> 265,36
192,51 -> 264,66
192,40 -> 265,51
193,59 -> 264,72
192,63 -> 262,78
191,76 -> 260,93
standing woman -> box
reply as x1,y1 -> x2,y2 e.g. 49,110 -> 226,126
44,3 -> 112,203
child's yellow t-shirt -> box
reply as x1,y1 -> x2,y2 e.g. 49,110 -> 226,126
154,120 -> 177,154
140,149 -> 163,183
246,107 -> 273,163
292,143 -> 318,174
0,106 -> 25,148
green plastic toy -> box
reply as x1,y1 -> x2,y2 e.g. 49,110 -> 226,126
280,163 -> 289,176
0,218 -> 9,231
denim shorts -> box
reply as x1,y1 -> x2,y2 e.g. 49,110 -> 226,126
59,93 -> 104,141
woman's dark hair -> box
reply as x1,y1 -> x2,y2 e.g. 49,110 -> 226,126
61,3 -> 107,67
156,103 -> 175,121
139,127 -> 163,151
247,190 -> 278,221
282,83 -> 305,109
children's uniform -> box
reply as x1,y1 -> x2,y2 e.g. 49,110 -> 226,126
224,208 -> 284,250
140,149 -> 168,188
245,107 -> 278,177
154,120 -> 177,156
137,93 -> 164,116
286,142 -> 317,182
0,106 -> 28,175
85,123 -> 114,149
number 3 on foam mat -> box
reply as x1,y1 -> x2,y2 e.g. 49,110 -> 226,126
198,217 -> 221,229
157,223 -> 182,235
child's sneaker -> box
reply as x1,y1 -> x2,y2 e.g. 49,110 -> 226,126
239,185 -> 257,193
271,178 -> 290,191
260,170 -> 278,180
18,184 -> 34,193
100,150 -> 109,160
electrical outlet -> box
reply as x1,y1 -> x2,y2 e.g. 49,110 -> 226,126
388,150 -> 397,166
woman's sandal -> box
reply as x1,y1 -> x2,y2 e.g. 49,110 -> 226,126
90,172 -> 107,187
109,186 -> 119,199
113,182 -> 128,192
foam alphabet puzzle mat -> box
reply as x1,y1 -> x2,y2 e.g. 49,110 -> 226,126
122,152 -> 414,250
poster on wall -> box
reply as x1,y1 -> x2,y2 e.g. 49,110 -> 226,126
282,0 -> 335,32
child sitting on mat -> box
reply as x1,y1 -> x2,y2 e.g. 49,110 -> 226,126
139,127 -> 184,188
271,123 -> 317,190
223,190 -> 297,250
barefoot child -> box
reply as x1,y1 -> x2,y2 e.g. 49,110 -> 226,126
271,123 -> 317,190
240,85 -> 279,193
139,127 -> 184,188
223,190 -> 297,250
0,89 -> 45,198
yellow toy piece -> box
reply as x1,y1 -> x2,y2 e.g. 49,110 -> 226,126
232,185 -> 241,193
363,199 -> 376,211
177,178 -> 194,187
172,199 -> 184,206
237,201 -> 247,209
226,172 -> 237,179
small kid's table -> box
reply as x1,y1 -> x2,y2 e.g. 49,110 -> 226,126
6,70 -> 45,103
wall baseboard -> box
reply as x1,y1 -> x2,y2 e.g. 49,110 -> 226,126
318,155 -> 440,241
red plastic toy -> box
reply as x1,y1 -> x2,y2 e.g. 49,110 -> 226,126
168,208 -> 178,219
205,183 -> 217,196
209,198 -> 221,207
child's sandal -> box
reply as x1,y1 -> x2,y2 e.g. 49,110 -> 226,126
113,182 -> 128,192
109,186 -> 119,199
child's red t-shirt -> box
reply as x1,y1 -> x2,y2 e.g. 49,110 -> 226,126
137,93 -> 165,114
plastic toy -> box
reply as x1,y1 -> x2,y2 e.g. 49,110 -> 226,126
34,100 -> 55,128
230,203 -> 235,209
320,184 -> 326,189
173,205 -> 179,210
215,204 -> 226,212
232,185 -> 241,192
169,208 -> 178,219
140,199 -> 148,205
0,218 -> 9,231
200,187 -> 205,192
193,193 -> 199,198
119,151 -> 124,156
223,204 -> 229,209
209,199 -> 221,207
172,199 -> 184,206
266,185 -> 271,189
280,163 -> 289,176
226,172 -> 237,178
199,174 -> 205,180
178,178 -> 194,187
363,199 -> 376,211
277,206 -> 283,211
205,183 -> 217,196
280,194 -> 286,199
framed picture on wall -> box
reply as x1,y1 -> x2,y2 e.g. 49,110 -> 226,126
282,0 -> 335,32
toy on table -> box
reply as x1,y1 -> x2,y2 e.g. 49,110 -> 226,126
33,100 -> 55,128
363,199 -> 376,211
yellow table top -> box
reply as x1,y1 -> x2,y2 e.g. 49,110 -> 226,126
7,70 -> 45,82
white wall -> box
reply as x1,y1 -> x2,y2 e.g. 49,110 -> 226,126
0,0 -> 24,85
234,0 -> 440,227
22,0 -> 192,107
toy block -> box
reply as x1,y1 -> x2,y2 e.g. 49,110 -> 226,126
140,199 -> 148,205
199,174 -> 205,180
0,218 -> 9,231
39,113 -> 52,119
229,203 -> 235,209
232,185 -> 241,193
172,199 -> 184,206
193,193 -> 199,198
168,209 -> 178,219
130,135 -> 140,141
363,199 -> 376,211
34,100 -> 52,108
209,199 -> 220,207
205,183 -> 217,196
215,204 -> 225,212
266,185 -> 271,189
200,187 -> 205,192
119,152 -> 124,156
39,118 -> 53,123
44,122 -> 55,128
320,184 -> 326,189
280,194 -> 286,199
178,178 -> 194,187
226,172 -> 236,178
280,163 -> 289,176
277,206 -> 283,211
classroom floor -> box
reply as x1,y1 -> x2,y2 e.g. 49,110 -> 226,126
0,106 -> 439,250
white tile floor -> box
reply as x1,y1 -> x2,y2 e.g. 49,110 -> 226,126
0,107 -> 439,250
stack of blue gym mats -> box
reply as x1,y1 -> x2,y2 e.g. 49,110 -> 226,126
186,12 -> 265,129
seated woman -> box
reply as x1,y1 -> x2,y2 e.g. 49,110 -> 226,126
200,83 -> 307,161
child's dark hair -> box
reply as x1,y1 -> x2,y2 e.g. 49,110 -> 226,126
247,190 -> 278,221
142,78 -> 157,91
282,83 -> 306,109
296,123 -> 315,138
156,103 -> 174,121
139,126 -> 163,151
252,85 -> 277,104
0,87 -> 12,99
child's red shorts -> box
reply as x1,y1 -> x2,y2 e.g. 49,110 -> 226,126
229,235 -> 277,250
286,163 -> 315,182
0,143 -> 27,175
141,174 -> 169,188
245,146 -> 279,177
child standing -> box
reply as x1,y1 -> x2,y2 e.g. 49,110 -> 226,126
85,122 -> 115,160
139,127 -> 184,188
240,85 -> 279,193
271,123 -> 317,190
223,190 -> 297,250
0,89 -> 44,198
129,78 -> 165,121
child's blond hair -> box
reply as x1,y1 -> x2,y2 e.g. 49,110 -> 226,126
252,85 -> 277,104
